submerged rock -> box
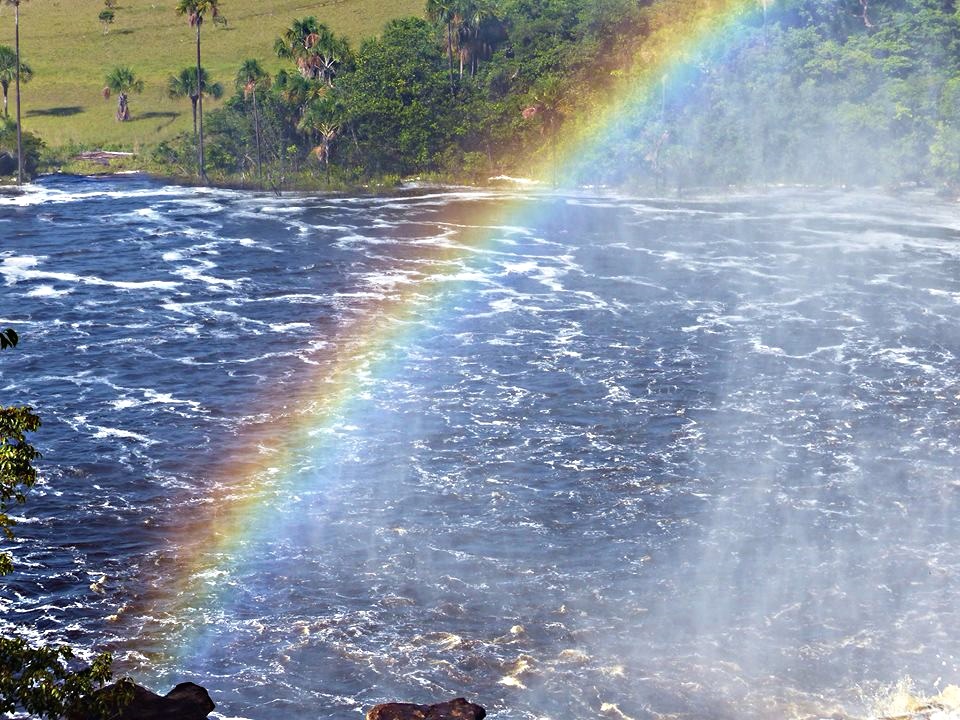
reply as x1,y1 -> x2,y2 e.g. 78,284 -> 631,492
367,697 -> 486,720
68,681 -> 214,720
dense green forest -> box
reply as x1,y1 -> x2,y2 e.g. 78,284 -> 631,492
4,0 -> 960,189
142,0 -> 960,191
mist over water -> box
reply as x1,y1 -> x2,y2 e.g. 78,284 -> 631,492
2,176 -> 960,719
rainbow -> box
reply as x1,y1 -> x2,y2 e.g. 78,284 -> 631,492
528,0 -> 767,183
143,0 -> 769,667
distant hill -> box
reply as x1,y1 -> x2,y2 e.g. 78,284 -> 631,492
0,0 -> 423,149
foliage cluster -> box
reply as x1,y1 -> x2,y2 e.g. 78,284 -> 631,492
0,0 -> 423,150
570,0 -> 960,189
0,115 -> 40,177
0,332 -> 118,717
149,0 -> 960,190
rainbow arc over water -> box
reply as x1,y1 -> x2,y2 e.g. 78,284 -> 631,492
528,0 -> 764,182
143,0 -> 769,663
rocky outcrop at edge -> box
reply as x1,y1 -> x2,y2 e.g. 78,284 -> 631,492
67,681 -> 215,720
367,697 -> 487,720
70,680 -> 485,720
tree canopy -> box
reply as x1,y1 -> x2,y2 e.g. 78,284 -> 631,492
152,0 -> 960,190
103,66 -> 144,121
0,45 -> 31,119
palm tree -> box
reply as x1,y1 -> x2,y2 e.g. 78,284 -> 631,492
274,17 -> 350,86
235,58 -> 268,184
102,66 -> 144,121
168,66 -> 222,136
456,0 -> 497,77
274,16 -> 321,79
311,122 -> 339,182
312,31 -> 351,87
426,0 -> 457,93
523,76 -> 565,187
0,45 -> 31,119
98,8 -> 115,33
273,69 -> 325,123
299,103 -> 338,183
4,0 -> 29,185
175,0 -> 221,181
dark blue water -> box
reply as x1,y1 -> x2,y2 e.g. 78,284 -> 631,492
3,175 -> 960,719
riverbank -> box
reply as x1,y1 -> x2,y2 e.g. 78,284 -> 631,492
9,146 -> 544,195
14,157 -> 955,203
7,141 -> 958,199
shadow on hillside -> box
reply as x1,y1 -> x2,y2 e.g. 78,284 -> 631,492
27,106 -> 83,117
135,111 -> 180,131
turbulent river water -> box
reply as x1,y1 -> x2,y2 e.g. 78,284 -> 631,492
2,175 -> 960,720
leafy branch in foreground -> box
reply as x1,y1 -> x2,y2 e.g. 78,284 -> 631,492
0,640 -> 115,718
0,332 -> 120,719
0,404 -> 40,575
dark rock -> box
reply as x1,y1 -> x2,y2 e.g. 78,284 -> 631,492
0,152 -> 15,176
68,681 -> 214,720
367,697 -> 486,720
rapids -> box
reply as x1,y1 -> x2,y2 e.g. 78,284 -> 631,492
2,175 -> 960,719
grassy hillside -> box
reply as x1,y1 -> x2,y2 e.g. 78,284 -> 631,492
0,0 -> 423,150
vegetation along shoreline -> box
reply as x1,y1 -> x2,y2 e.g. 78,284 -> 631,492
2,0 -> 960,194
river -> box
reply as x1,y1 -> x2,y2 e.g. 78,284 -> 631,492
2,175 -> 960,719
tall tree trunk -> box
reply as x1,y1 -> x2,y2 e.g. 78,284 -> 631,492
446,21 -> 455,96
195,22 -> 206,182
116,92 -> 129,121
15,1 -> 23,185
2,85 -> 7,118
191,97 -> 198,136
253,91 -> 262,188
324,143 -> 330,184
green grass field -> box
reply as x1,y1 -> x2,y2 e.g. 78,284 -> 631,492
0,0 -> 423,150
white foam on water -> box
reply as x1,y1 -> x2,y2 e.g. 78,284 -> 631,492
244,293 -> 329,304
102,278 -> 182,290
364,271 -> 417,289
269,322 -> 312,332
501,260 -> 541,275
333,233 -> 383,249
928,288 -> 960,304
173,263 -> 245,289
131,207 -> 164,222
1,253 -> 41,271
430,270 -> 491,285
90,425 -> 158,445
877,346 -> 938,374
142,389 -> 203,410
25,284 -> 72,298
0,183 -> 196,208
1,253 -> 181,290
